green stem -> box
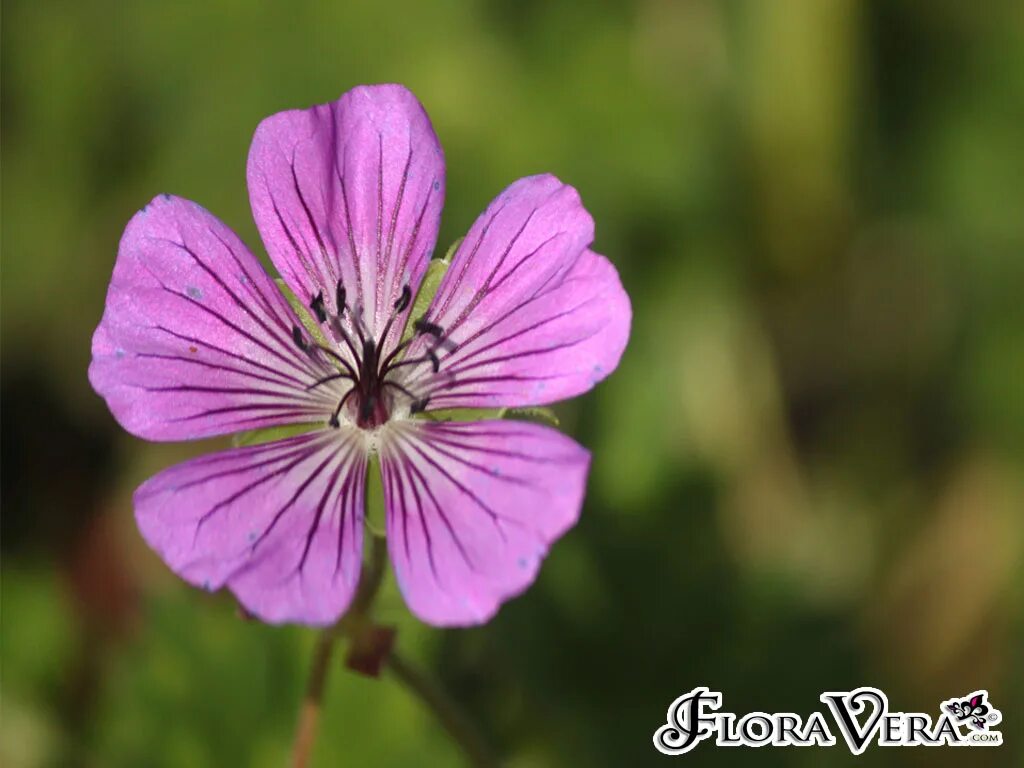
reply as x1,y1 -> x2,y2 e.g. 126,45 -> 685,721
350,533 -> 388,614
290,533 -> 499,767
289,535 -> 387,768
387,650 -> 501,768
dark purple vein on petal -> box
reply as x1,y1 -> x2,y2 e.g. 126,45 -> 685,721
442,208 -> 538,338
384,139 -> 414,303
268,192 -> 321,290
148,241 -> 321,379
375,133 -> 384,315
173,438 -> 329,492
395,448 -> 447,587
348,454 -> 362,573
386,446 -> 436,586
439,329 -> 602,382
420,435 -> 570,464
289,155 -> 338,291
484,232 -> 562,295
428,200 -> 507,325
336,159 -> 365,312
201,410 -> 326,431
139,384 -> 329,402
428,254 -> 580,365
384,452 -> 414,574
396,429 -> 512,543
205,227 -> 296,337
248,447 -> 337,554
409,434 -> 536,489
413,430 -> 580,466
164,237 -> 320,372
169,402 -> 326,423
418,373 -> 563,395
134,352 -> 319,396
295,441 -> 354,579
334,449 -> 366,580
438,295 -> 599,373
392,184 -> 434,317
426,423 -> 544,440
151,325 -> 312,389
166,432 -> 319,470
399,442 -> 481,575
156,282 -> 320,380
191,437 -> 330,543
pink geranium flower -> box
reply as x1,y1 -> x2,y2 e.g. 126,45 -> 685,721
89,85 -> 630,626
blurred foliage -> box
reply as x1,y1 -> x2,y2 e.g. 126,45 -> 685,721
2,0 -> 1023,766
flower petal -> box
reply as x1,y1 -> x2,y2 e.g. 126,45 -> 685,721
89,194 -> 339,441
247,84 -> 445,352
135,430 -> 367,625
400,176 -> 630,408
379,420 -> 589,626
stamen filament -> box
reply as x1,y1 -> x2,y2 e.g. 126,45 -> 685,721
305,371 -> 354,391
314,342 -> 360,380
382,380 -> 429,413
377,316 -> 448,373
386,349 -> 440,374
309,282 -> 455,429
328,388 -> 355,428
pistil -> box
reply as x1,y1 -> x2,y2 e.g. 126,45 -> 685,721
291,281 -> 453,430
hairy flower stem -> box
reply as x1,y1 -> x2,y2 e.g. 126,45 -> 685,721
290,533 -> 499,767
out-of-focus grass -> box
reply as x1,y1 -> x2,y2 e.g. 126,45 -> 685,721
2,1 -> 1023,766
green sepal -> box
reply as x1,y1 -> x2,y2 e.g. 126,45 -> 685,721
441,236 -> 464,264
499,406 -> 560,427
399,240 -> 459,344
363,454 -> 386,536
414,406 -> 559,426
275,278 -> 330,348
230,421 -> 320,448
419,407 -> 503,422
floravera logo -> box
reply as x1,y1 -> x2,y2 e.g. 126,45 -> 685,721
653,686 -> 1004,755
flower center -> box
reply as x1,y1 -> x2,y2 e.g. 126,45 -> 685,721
291,281 -> 450,430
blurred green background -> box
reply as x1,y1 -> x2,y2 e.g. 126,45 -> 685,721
3,1 -> 1023,766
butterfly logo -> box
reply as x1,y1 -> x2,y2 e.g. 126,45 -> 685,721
944,691 -> 1001,731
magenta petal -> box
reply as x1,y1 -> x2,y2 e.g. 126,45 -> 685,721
380,420 -> 590,626
247,84 -> 445,351
402,176 -> 630,408
89,194 -> 337,441
135,430 -> 367,625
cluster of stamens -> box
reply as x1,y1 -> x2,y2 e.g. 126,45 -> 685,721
291,280 -> 451,429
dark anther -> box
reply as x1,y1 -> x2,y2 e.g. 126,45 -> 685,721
292,325 -> 309,352
428,349 -> 440,373
413,318 -> 445,338
410,397 -> 430,414
309,291 -> 327,323
328,414 -> 340,428
335,280 -> 347,317
393,284 -> 412,312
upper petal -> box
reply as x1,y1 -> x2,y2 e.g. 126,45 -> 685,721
398,175 -> 629,408
135,429 -> 367,625
247,85 -> 445,353
379,419 -> 590,626
89,194 -> 338,441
